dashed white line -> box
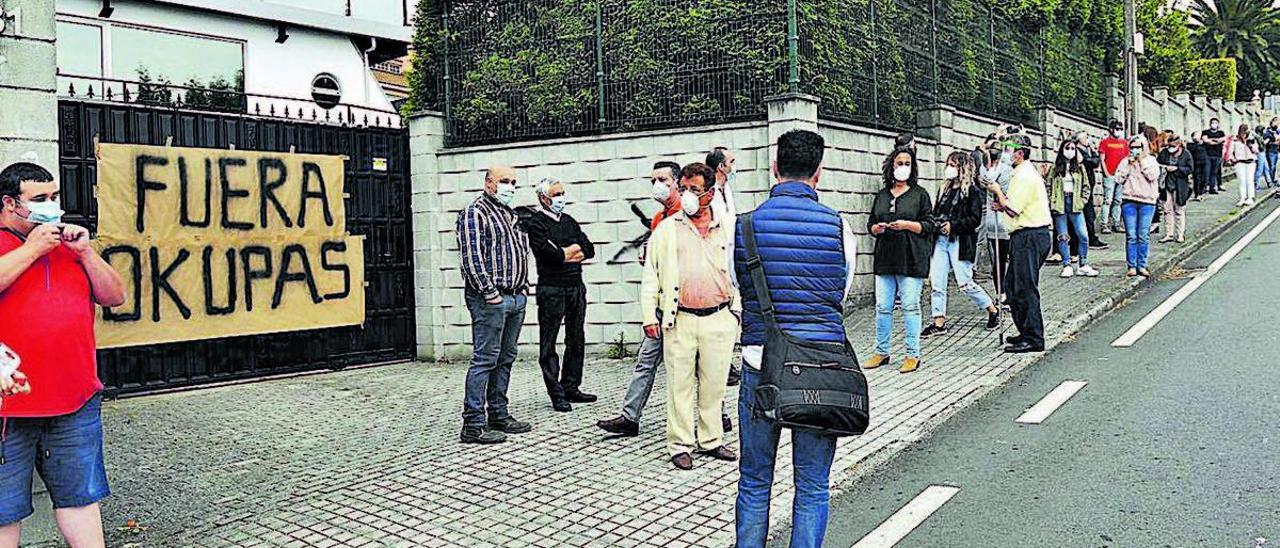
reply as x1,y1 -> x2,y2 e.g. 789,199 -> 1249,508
1015,380 -> 1088,424
851,485 -> 961,548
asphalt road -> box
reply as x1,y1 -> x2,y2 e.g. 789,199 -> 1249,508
803,197 -> 1280,548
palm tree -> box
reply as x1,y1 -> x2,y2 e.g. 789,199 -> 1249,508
1188,0 -> 1280,83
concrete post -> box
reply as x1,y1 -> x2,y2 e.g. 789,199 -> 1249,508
0,0 -> 58,169
915,104 -> 955,182
408,111 -> 447,361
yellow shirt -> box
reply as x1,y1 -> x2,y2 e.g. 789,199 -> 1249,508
1002,161 -> 1053,231
672,215 -> 733,309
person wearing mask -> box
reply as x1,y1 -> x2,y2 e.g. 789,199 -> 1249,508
1253,124 -> 1271,192
1075,132 -> 1108,249
640,163 -> 741,470
1098,120 -> 1131,233
1145,127 -> 1165,233
597,161 -> 681,437
1229,123 -> 1259,207
983,135 -> 1052,353
0,162 -> 126,548
1202,118 -> 1227,194
922,151 -> 999,339
1114,136 -> 1161,277
1048,140 -> 1100,278
732,129 -> 855,548
979,138 -> 1014,301
864,147 -> 934,373
705,147 -> 738,432
1157,136 -> 1194,244
518,178 -> 597,413
457,166 -> 533,444
1266,118 -> 1280,187
1188,131 -> 1208,200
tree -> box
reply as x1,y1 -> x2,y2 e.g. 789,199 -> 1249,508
1138,0 -> 1198,90
1188,0 -> 1280,99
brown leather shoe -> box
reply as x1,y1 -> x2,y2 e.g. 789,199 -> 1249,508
698,445 -> 738,462
671,453 -> 694,470
863,354 -> 891,370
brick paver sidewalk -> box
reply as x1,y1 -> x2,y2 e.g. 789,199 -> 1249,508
30,190 -> 1270,547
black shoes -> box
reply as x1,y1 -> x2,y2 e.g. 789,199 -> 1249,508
986,310 -> 1000,330
460,427 -> 507,444
722,414 -> 733,433
921,322 -> 949,338
564,391 -> 598,403
488,417 -> 533,434
553,401 -> 573,412
697,445 -> 738,462
1004,341 -> 1045,354
1089,240 -> 1110,249
596,416 -> 640,437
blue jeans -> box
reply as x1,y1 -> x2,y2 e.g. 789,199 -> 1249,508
1101,175 -> 1124,228
1205,156 -> 1223,191
1256,152 -> 1271,190
0,394 -> 111,526
461,293 -> 527,428
735,367 -> 837,548
1122,201 -> 1157,270
875,274 -> 923,358
929,237 -> 993,318
1053,195 -> 1089,266
1269,150 -> 1279,186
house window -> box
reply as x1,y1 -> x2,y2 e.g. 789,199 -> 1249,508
56,20 -> 102,96
110,25 -> 244,89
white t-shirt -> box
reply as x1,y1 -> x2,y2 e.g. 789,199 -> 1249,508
1063,173 -> 1076,194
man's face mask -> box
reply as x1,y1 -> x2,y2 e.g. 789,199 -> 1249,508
10,197 -> 63,225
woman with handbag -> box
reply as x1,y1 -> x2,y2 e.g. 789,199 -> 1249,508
922,151 -> 999,339
1157,135 -> 1194,243
865,146 -> 935,374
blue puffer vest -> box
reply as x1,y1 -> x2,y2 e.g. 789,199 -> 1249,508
735,182 -> 847,347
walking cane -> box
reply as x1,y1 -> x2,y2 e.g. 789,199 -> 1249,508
992,199 -> 1005,347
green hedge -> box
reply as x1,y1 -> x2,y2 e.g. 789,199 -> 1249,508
1184,58 -> 1238,100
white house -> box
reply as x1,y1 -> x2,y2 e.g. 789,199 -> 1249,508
54,0 -> 412,125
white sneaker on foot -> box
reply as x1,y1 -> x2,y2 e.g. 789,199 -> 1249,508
1060,266 -> 1075,278
1246,198 -> 1257,206
1078,264 -> 1099,277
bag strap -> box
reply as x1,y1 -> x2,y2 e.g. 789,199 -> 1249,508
741,213 -> 779,328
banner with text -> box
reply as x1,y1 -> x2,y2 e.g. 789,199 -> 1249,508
95,143 -> 365,348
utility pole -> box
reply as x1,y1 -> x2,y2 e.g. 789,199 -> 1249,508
1123,0 -> 1139,135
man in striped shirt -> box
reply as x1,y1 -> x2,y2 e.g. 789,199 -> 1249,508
457,165 -> 533,444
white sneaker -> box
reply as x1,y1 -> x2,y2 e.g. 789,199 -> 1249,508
1245,198 -> 1256,206
1060,266 -> 1075,278
1078,264 -> 1099,277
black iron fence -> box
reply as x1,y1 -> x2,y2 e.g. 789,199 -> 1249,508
415,0 -> 1114,147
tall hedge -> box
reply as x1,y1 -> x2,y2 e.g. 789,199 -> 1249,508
1184,58 -> 1239,99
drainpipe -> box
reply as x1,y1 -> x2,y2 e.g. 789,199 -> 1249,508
363,37 -> 378,109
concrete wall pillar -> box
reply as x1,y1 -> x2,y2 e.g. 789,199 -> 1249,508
408,111 -> 447,361
766,93 -> 820,154
0,0 -> 58,169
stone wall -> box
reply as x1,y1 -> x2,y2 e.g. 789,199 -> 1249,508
0,0 -> 58,168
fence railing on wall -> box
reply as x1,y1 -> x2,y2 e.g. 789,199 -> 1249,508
418,0 -> 1111,148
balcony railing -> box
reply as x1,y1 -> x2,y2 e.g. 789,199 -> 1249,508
57,73 -> 402,129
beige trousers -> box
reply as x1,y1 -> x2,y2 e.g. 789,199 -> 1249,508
662,308 -> 738,456
1163,192 -> 1185,239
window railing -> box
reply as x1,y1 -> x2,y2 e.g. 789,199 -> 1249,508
57,73 -> 403,129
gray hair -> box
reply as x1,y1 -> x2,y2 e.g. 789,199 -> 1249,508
535,177 -> 561,197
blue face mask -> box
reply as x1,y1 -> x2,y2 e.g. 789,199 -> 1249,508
549,195 -> 567,215
21,200 -> 63,224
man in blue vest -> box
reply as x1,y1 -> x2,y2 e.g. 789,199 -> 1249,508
732,129 -> 856,548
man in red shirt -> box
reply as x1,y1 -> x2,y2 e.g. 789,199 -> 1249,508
0,162 -> 125,548
1098,120 -> 1131,234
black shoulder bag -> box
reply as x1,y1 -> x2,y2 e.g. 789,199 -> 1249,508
741,213 -> 871,437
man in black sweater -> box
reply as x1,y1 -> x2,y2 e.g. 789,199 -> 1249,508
518,178 -> 597,412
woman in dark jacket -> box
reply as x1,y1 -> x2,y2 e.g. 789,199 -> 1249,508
865,146 -> 935,374
1187,131 -> 1208,200
922,151 -> 999,339
1157,135 -> 1194,243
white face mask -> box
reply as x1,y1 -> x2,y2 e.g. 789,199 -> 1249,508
549,195 -> 567,215
1063,149 -> 1077,160
19,200 -> 63,224
1211,123 -> 1220,131
680,190 -> 702,216
1112,129 -> 1124,138
494,183 -> 516,206
944,166 -> 959,180
893,165 -> 912,182
651,180 -> 671,203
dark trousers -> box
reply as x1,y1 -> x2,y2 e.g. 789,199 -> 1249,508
1194,158 -> 1209,196
462,293 -> 526,428
987,237 -> 1011,295
536,284 -> 587,402
1206,156 -> 1223,191
1007,228 -> 1051,347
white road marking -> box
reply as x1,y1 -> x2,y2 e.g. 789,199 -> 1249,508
851,485 -> 961,548
1112,203 -> 1280,347
1015,380 -> 1088,424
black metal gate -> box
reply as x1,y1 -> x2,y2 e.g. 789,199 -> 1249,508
57,100 -> 415,395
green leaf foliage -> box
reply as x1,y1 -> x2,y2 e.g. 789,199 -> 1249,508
1184,57 -> 1239,99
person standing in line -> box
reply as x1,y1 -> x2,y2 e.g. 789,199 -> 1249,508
1266,118 -> 1280,187
733,129 -> 854,548
597,161 -> 682,437
640,163 -> 741,470
1157,135 -> 1194,244
0,162 -> 126,548
705,147 -> 738,433
1114,136 -> 1161,277
863,146 -> 935,373
1048,139 -> 1100,279
1253,124 -> 1271,192
457,166 -> 534,444
983,135 -> 1052,354
518,178 -> 597,413
1229,123 -> 1259,207
1098,120 -> 1131,233
1075,131 -> 1108,250
979,140 -> 1014,301
1202,118 -> 1227,194
922,151 -> 1000,339
1188,131 -> 1208,200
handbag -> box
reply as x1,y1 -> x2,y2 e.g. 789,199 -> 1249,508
741,213 -> 870,437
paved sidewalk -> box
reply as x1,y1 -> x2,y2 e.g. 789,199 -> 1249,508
28,190 -> 1272,547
